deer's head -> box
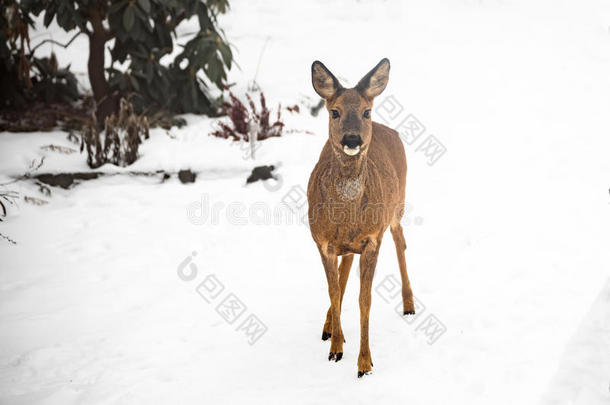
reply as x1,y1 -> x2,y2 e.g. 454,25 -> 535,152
311,58 -> 390,158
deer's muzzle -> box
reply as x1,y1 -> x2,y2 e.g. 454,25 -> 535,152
341,134 -> 363,155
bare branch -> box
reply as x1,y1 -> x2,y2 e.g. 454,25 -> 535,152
30,31 -> 84,54
0,232 -> 18,245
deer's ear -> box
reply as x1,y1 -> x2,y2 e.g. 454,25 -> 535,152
356,58 -> 390,99
312,61 -> 340,100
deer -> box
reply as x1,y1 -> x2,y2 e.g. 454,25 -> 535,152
307,58 -> 414,378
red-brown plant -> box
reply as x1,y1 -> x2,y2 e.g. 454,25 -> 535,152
211,87 -> 284,141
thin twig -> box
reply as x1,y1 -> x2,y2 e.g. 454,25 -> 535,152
0,157 -> 45,186
29,156 -> 45,172
251,36 -> 270,88
30,31 -> 84,54
0,178 -> 20,187
0,232 -> 17,245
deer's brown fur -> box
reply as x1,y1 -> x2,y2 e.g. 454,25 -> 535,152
307,58 -> 414,377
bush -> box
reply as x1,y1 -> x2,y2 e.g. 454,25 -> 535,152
81,98 -> 149,168
2,0 -> 233,122
211,87 -> 284,142
0,2 -> 79,108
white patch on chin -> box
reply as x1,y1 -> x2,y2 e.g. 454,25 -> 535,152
343,145 -> 361,156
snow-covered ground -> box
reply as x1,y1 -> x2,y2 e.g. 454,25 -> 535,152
1,0 -> 610,403
542,278 -> 610,404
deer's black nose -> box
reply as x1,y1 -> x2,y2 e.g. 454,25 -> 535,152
341,134 -> 363,149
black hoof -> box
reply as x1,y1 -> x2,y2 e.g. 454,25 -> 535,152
403,310 -> 415,315
358,370 -> 372,378
328,352 -> 343,362
322,331 -> 331,341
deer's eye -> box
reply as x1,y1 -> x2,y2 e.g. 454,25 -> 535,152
363,110 -> 371,119
331,110 -> 340,119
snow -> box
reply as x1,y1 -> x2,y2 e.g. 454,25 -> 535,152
1,0 -> 610,404
541,278 -> 610,404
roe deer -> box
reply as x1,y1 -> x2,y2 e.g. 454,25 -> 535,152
307,58 -> 414,377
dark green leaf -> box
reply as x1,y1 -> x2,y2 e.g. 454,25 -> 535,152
123,6 -> 135,32
218,42 -> 232,70
43,9 -> 56,27
129,75 -> 140,91
137,0 -> 151,13
145,62 -> 153,83
109,1 -> 128,14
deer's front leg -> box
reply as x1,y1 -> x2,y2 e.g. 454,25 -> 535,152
317,243 -> 344,362
322,253 -> 354,341
358,237 -> 381,377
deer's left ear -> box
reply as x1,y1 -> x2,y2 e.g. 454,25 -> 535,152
356,58 -> 390,99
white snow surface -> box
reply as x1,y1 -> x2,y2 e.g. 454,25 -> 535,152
1,0 -> 610,404
541,278 -> 610,404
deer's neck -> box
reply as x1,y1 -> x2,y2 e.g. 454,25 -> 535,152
330,150 -> 369,201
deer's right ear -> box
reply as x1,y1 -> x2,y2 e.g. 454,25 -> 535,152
312,61 -> 340,100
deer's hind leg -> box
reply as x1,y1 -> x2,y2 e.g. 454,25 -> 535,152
390,222 -> 415,314
322,253 -> 354,341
